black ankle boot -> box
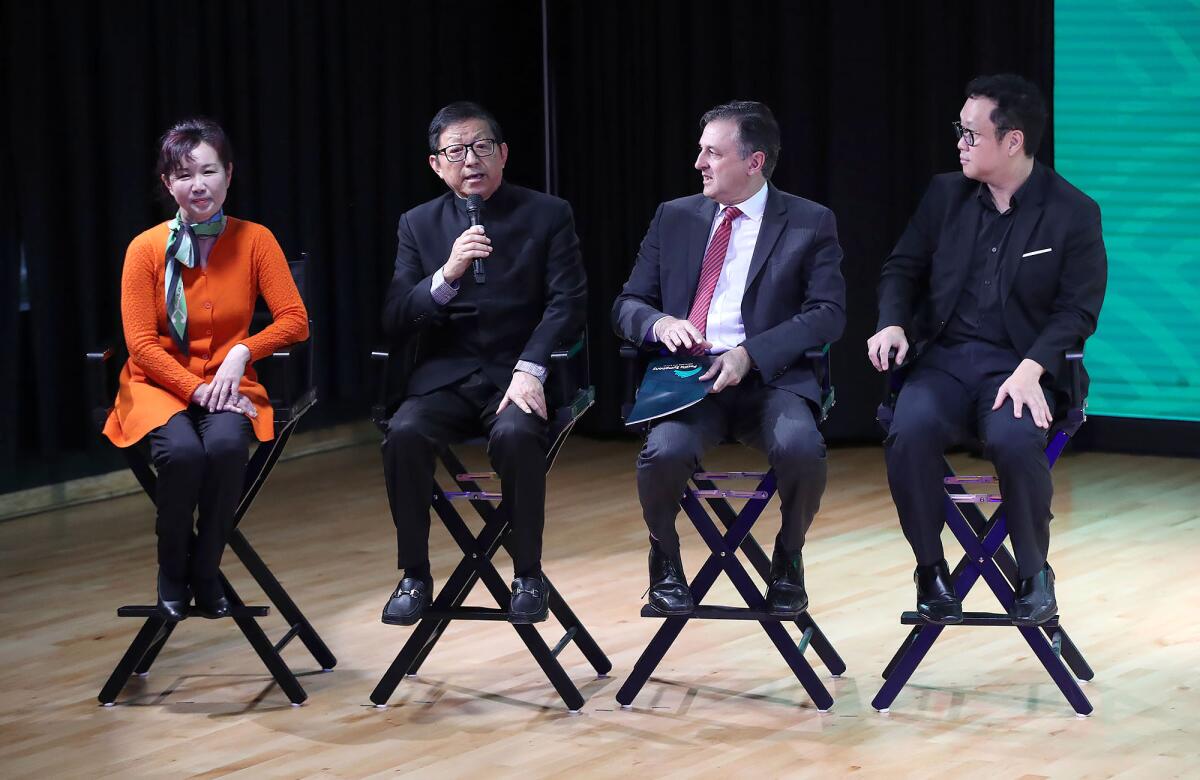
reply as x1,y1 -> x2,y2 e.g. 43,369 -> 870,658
915,559 -> 963,624
765,545 -> 808,616
1010,563 -> 1057,625
647,539 -> 693,615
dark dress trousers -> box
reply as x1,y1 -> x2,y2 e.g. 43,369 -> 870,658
613,184 -> 846,554
148,407 -> 251,584
381,181 -> 587,575
877,162 -> 1107,576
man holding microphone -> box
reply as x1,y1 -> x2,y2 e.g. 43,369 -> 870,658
379,101 -> 587,626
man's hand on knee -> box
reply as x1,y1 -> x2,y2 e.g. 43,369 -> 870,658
993,359 -> 1051,429
498,370 -> 548,419
867,325 -> 908,372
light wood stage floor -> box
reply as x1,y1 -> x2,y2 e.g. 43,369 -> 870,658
1,438 -> 1197,778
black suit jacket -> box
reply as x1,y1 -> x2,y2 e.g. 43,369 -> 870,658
382,181 -> 587,397
877,162 -> 1107,397
612,184 -> 846,405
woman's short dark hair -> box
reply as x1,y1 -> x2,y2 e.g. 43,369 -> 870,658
156,117 -> 234,178
700,100 -> 781,179
965,74 -> 1048,157
428,101 -> 505,153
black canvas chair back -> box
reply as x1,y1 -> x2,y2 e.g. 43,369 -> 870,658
87,254 -> 335,707
871,349 -> 1096,716
613,344 -> 847,712
367,330 -> 612,712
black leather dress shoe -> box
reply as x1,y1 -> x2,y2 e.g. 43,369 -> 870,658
192,578 -> 232,619
509,575 -> 550,624
765,546 -> 808,616
647,542 -> 693,615
915,559 -> 963,624
382,576 -> 433,626
1010,563 -> 1057,625
157,571 -> 190,622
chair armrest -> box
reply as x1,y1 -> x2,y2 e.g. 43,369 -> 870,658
258,337 -> 316,425
85,344 -> 118,432
616,341 -> 650,423
550,334 -> 585,362
547,331 -> 590,412
805,345 -> 835,423
369,347 -> 392,432
1061,349 -> 1086,433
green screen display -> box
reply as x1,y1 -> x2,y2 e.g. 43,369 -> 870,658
1055,0 -> 1200,421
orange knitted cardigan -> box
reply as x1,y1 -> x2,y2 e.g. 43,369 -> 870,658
103,217 -> 309,447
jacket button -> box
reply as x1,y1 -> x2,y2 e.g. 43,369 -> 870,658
201,353 -> 210,360
203,301 -> 212,309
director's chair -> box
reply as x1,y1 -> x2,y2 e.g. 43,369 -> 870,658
871,349 -> 1096,716
614,345 -> 847,712
367,333 -> 612,712
88,255 -> 336,707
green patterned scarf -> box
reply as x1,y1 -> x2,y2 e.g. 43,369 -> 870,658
164,209 -> 226,353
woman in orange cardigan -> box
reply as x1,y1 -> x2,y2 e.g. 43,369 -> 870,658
104,118 -> 308,621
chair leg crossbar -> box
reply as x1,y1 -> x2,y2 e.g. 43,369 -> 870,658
99,419 -> 337,707
872,430 -> 1096,716
616,470 -> 846,712
370,447 -> 612,712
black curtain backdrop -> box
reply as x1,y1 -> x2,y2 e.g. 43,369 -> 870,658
551,0 -> 1054,439
1,0 -> 1053,494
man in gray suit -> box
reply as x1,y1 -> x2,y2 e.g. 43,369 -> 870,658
613,101 -> 846,617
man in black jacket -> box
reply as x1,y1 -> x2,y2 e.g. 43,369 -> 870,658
614,101 -> 846,617
380,102 -> 586,626
867,74 -> 1107,626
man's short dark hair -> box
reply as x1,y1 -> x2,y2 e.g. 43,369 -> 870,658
965,74 -> 1048,158
427,101 -> 504,153
700,100 -> 781,179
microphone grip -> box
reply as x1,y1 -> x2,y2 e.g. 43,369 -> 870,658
469,213 -> 486,284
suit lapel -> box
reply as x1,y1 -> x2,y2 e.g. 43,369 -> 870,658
1000,169 -> 1047,303
681,198 -> 719,315
940,192 -> 979,316
745,184 -> 786,293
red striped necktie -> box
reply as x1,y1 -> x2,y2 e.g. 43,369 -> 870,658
686,205 -> 743,336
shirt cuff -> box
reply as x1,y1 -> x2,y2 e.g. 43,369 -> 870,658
431,268 -> 460,305
514,360 -> 548,384
645,315 -> 669,344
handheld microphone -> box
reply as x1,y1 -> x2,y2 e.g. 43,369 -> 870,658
466,194 -> 485,284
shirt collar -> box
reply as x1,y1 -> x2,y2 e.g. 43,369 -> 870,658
720,181 -> 769,222
976,163 -> 1042,213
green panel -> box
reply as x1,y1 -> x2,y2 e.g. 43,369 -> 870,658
1055,0 -> 1200,421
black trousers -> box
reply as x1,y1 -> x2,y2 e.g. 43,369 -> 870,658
147,406 -> 252,585
636,374 -> 827,556
381,371 -> 550,576
884,340 -> 1054,578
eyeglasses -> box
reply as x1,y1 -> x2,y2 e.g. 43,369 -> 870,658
435,138 -> 498,162
953,121 -> 1012,148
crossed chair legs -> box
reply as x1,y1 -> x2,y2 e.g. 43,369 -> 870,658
370,453 -> 613,713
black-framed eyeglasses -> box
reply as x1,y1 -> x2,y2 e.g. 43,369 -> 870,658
435,138 -> 498,162
953,121 -> 1014,148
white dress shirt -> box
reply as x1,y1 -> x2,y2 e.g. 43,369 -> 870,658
704,181 -> 768,354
